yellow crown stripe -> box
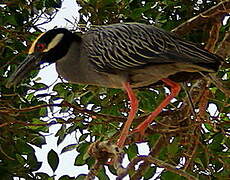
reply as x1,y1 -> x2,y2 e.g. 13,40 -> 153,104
28,32 -> 45,54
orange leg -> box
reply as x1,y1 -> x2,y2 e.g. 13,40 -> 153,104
132,78 -> 181,136
116,82 -> 138,147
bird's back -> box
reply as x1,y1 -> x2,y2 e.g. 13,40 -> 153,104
57,23 -> 222,88
84,23 -> 222,71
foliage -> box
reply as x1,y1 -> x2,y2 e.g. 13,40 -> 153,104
0,0 -> 229,179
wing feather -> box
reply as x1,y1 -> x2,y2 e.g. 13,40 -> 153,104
84,23 -> 222,72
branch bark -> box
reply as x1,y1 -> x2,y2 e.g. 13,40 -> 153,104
172,0 -> 230,36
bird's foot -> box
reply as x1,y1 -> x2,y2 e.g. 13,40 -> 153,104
88,140 -> 124,165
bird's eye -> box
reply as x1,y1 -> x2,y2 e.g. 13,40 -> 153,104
36,43 -> 46,51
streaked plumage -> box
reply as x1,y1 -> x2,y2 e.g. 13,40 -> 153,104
87,23 -> 219,71
53,23 -> 222,89
6,23 -> 223,147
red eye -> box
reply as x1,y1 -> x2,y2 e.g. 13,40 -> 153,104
36,43 -> 46,51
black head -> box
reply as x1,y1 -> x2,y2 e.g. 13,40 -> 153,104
6,28 -> 80,88
29,28 -> 79,63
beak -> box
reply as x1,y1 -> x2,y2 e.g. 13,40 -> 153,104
6,52 -> 43,88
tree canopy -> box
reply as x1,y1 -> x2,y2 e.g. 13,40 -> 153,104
0,0 -> 230,179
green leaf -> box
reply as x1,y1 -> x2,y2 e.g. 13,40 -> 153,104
32,82 -> 48,90
35,172 -> 51,179
108,165 -> 117,176
15,139 -> 34,154
57,134 -> 67,146
79,133 -> 89,142
204,123 -> 213,131
138,90 -> 157,112
167,138 -> 179,155
74,153 -> 85,166
194,158 -> 204,168
56,124 -> 67,146
127,144 -> 138,160
5,15 -> 18,26
27,153 -> 42,171
39,107 -> 48,117
26,92 -> 34,101
97,166 -> 109,180
161,171 -> 186,180
66,92 -> 75,103
83,151 -> 90,161
143,166 -> 156,180
209,133 -> 225,152
30,135 -> 46,148
85,157 -> 95,169
66,124 -> 78,134
147,134 -> 161,147
75,174 -> 87,180
58,175 -> 75,180
203,153 -> 209,168
16,154 -> 26,165
61,144 -> 78,154
77,142 -> 90,153
47,149 -> 59,172
55,124 -> 67,137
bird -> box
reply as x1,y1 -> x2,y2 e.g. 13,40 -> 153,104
6,23 -> 223,147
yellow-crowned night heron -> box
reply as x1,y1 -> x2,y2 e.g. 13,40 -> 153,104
6,23 -> 223,147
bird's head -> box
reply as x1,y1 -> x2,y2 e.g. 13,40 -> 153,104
6,28 -> 78,88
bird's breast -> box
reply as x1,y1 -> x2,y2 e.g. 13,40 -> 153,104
55,56 -> 128,88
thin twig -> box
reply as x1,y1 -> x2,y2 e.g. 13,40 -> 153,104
172,0 -> 230,35
146,156 -> 198,180
131,135 -> 168,179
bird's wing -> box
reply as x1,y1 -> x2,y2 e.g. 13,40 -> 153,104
85,23 -> 221,73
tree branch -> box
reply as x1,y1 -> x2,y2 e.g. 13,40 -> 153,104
172,0 -> 230,36
146,156 -> 198,180
216,27 -> 230,59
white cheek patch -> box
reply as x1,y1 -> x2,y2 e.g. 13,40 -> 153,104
43,33 -> 64,52
29,32 -> 45,54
